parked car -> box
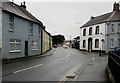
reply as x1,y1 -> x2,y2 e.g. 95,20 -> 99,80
63,45 -> 68,49
53,45 -> 57,48
111,47 -> 120,56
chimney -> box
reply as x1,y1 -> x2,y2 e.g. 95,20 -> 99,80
90,16 -> 94,20
113,2 -> 119,11
20,1 -> 26,9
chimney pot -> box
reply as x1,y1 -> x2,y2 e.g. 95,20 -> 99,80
90,16 -> 94,20
113,2 -> 119,11
20,1 -> 26,9
23,1 -> 26,5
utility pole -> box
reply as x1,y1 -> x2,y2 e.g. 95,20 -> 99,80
70,36 -> 71,47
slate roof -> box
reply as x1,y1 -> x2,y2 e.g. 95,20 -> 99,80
2,2 -> 43,25
80,11 -> 120,28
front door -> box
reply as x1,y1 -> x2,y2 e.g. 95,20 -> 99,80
25,41 -> 28,56
88,38 -> 92,52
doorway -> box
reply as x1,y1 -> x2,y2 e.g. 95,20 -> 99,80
25,41 -> 28,56
88,38 -> 92,52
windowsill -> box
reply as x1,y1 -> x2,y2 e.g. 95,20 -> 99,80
30,33 -> 33,36
9,50 -> 21,53
95,47 -> 99,48
117,32 -> 120,34
110,32 -> 115,34
32,49 -> 39,51
9,29 -> 14,32
110,48 -> 114,49
95,33 -> 99,35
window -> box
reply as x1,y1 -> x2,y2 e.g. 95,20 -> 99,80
111,24 -> 114,33
32,41 -> 39,50
9,39 -> 21,53
83,40 -> 86,48
110,39 -> 114,48
118,39 -> 120,47
95,39 -> 99,48
10,39 -> 21,45
30,23 -> 33,35
38,26 -> 41,36
95,26 -> 99,34
9,15 -> 14,31
89,27 -> 92,35
83,29 -> 86,36
118,24 -> 120,33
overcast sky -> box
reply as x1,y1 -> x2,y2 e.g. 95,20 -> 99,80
9,0 -> 119,40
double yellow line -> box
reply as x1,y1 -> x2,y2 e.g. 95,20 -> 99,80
59,61 -> 86,83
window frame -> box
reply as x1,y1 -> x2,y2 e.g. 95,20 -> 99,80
111,24 -> 114,33
95,39 -> 99,48
89,27 -> 92,35
32,41 -> 39,50
110,39 -> 114,48
30,23 -> 33,35
83,40 -> 86,48
95,26 -> 99,34
9,15 -> 14,32
9,39 -> 21,53
83,29 -> 86,36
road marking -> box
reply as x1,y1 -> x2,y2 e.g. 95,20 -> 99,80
59,61 -> 86,83
51,48 -> 70,63
13,64 -> 43,74
93,57 -> 95,61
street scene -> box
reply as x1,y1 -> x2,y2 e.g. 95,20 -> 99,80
2,46 -> 108,82
0,0 -> 120,83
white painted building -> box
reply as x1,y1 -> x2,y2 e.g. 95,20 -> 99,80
80,2 -> 120,53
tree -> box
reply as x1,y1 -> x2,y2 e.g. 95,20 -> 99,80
52,34 -> 65,46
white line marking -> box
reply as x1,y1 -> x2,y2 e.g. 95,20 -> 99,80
13,64 -> 43,74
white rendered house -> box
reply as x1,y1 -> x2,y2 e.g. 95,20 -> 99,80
80,2 -> 120,53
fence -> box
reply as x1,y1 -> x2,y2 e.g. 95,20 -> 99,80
108,51 -> 120,83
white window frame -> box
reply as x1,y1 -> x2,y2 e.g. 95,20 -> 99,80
9,15 -> 14,32
95,26 -> 99,34
32,41 -> 39,50
110,39 -> 114,48
118,39 -> 120,47
83,29 -> 86,36
118,24 -> 120,33
83,40 -> 86,48
95,39 -> 99,48
38,26 -> 41,36
30,23 -> 33,35
111,24 -> 114,33
9,39 -> 21,53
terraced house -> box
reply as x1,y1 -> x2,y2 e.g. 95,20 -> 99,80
80,2 -> 120,53
1,1 -> 52,59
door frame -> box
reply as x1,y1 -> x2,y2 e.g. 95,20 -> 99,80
88,37 -> 92,52
25,41 -> 28,56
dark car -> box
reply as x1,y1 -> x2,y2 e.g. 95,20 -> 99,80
111,47 -> 120,56
53,45 -> 57,48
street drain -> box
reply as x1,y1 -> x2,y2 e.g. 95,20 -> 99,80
66,75 -> 75,78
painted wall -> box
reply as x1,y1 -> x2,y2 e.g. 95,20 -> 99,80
0,1 -> 2,48
2,11 -> 41,59
106,21 -> 120,52
0,1 -> 2,57
41,29 -> 52,54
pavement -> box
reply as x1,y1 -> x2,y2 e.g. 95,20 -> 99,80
2,48 -> 56,64
65,51 -> 109,82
